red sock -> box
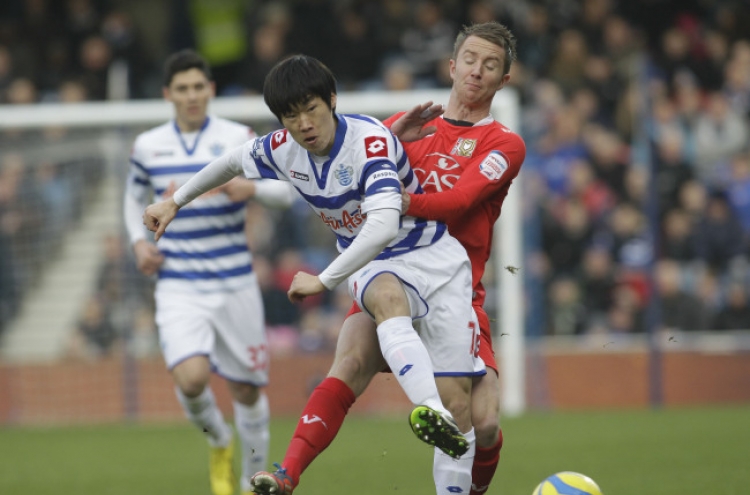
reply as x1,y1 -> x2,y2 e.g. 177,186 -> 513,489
470,429 -> 504,495
282,377 -> 356,486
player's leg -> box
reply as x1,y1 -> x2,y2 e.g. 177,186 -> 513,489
226,381 -> 270,495
363,273 -> 452,413
469,369 -> 503,495
433,375 -> 475,495
172,355 -> 235,495
469,306 -> 503,495
251,311 -> 383,495
213,284 -> 271,495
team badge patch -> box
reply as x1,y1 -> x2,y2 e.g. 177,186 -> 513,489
334,163 -> 354,186
364,136 -> 388,158
210,142 -> 225,156
451,138 -> 477,157
479,151 -> 508,181
270,129 -> 288,150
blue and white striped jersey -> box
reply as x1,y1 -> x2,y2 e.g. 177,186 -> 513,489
126,116 -> 255,293
240,113 -> 446,258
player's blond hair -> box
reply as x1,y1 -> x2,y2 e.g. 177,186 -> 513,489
453,22 -> 517,76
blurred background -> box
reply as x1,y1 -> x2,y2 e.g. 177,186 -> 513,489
1,0 -> 750,426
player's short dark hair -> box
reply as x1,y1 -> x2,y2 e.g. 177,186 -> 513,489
263,55 -> 337,121
163,49 -> 212,87
453,22 -> 517,76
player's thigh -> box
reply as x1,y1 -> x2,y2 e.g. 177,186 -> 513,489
212,285 -> 269,385
155,289 -> 215,370
329,311 -> 385,396
360,272 -> 411,323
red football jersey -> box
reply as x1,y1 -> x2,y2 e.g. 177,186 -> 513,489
384,113 -> 526,308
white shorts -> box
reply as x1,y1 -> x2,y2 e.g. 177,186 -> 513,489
155,280 -> 268,386
348,234 -> 485,376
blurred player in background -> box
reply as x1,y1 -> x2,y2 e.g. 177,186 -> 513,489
256,22 -> 526,495
142,54 -> 484,495
123,49 -> 295,495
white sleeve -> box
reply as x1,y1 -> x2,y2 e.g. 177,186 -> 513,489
123,190 -> 148,245
318,207 -> 400,289
253,180 -> 296,209
173,145 -> 244,207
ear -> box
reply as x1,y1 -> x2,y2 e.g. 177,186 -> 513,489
497,73 -> 511,91
209,81 -> 216,98
162,86 -> 171,101
449,59 -> 457,81
330,93 -> 337,110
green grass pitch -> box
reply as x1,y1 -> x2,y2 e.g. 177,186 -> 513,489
1,405 -> 748,494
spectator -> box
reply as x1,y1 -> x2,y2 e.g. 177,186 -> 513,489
712,283 -> 750,330
654,259 -> 711,331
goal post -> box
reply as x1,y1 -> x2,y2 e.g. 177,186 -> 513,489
0,88 -> 525,416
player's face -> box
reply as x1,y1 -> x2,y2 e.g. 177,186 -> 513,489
163,68 -> 214,132
280,94 -> 338,156
450,36 -> 510,106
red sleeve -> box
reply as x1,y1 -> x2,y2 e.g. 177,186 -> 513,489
406,135 -> 526,223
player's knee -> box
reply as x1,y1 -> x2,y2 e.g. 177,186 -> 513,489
227,381 -> 260,405
178,377 -> 209,398
330,354 -> 377,396
473,414 -> 501,447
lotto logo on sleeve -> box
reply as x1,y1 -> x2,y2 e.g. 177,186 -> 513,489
364,136 -> 388,158
271,129 -> 288,150
479,151 -> 509,181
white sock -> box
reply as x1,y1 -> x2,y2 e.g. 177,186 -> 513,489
234,394 -> 271,491
376,316 -> 445,413
433,427 -> 476,495
175,387 -> 233,447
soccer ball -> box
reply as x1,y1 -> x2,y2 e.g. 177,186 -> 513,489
532,471 -> 603,495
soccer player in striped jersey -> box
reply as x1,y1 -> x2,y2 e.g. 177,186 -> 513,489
123,50 -> 295,495
143,54 -> 484,495
243,22 -> 526,495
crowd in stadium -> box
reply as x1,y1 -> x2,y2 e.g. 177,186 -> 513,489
2,0 -> 750,355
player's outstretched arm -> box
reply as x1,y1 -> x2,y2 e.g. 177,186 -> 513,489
143,198 -> 180,241
390,101 -> 444,142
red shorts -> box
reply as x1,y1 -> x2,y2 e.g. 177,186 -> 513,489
345,301 -> 498,373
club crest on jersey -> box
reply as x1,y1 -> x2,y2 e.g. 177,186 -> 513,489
210,142 -> 225,156
479,151 -> 508,181
334,163 -> 354,186
364,136 -> 388,158
451,138 -> 477,157
271,129 -> 288,150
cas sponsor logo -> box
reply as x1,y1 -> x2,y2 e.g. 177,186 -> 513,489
479,151 -> 508,181
290,170 -> 310,181
451,138 -> 477,157
319,208 -> 366,233
153,149 -> 175,158
413,153 -> 460,192
270,129 -> 288,150
364,136 -> 388,158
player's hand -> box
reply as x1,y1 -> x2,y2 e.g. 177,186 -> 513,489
287,271 -> 326,303
401,188 -> 411,214
133,239 -> 165,276
390,101 -> 444,142
218,177 -> 256,202
143,198 -> 179,241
